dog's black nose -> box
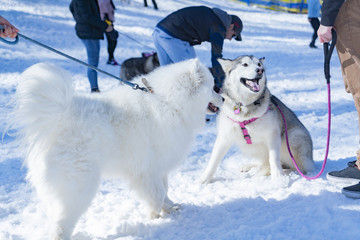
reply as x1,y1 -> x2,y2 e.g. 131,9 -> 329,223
256,68 -> 264,75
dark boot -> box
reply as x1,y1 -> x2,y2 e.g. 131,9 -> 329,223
309,41 -> 317,48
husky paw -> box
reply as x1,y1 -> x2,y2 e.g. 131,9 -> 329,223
240,163 -> 259,172
149,211 -> 161,219
199,174 -> 214,184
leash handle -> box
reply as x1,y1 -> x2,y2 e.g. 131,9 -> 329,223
0,25 -> 19,45
323,28 -> 337,84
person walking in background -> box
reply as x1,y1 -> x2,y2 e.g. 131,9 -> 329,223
307,0 -> 320,48
98,0 -> 119,66
144,0 -> 158,10
152,6 -> 242,94
318,0 -> 360,198
0,16 -> 18,39
70,0 -> 113,93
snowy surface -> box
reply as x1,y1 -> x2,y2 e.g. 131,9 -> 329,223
1,0 -> 360,239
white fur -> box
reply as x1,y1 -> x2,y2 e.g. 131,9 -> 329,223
200,56 -> 315,186
11,59 -> 220,239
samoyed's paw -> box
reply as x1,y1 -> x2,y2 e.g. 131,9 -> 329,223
163,203 -> 181,215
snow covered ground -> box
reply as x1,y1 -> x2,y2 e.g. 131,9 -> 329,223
1,0 -> 360,239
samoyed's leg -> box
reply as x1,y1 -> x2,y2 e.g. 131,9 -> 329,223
199,135 -> 232,184
41,158 -> 101,240
161,176 -> 180,214
133,174 -> 166,219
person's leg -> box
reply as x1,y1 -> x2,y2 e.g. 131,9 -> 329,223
105,30 -> 118,65
335,0 -> 360,147
152,27 -> 195,66
152,28 -> 172,65
311,18 -> 320,43
105,32 -> 116,61
165,37 -> 195,63
309,18 -> 319,48
151,0 -> 158,10
328,0 -> 360,197
81,39 -> 100,91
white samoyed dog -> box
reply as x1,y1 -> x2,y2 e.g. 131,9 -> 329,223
11,59 -> 221,240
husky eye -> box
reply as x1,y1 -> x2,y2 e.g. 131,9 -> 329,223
242,63 -> 248,67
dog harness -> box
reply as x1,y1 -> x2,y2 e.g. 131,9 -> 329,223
227,117 -> 258,144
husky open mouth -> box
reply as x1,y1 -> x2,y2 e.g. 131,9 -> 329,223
240,77 -> 261,92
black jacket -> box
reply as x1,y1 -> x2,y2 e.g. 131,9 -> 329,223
157,6 -> 233,88
69,0 -> 108,39
320,0 -> 345,26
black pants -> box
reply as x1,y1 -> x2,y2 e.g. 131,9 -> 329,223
144,0 -> 158,9
105,31 -> 117,61
309,17 -> 320,44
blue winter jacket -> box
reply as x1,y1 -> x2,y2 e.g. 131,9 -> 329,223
307,0 -> 320,18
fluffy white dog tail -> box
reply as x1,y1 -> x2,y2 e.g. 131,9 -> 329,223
11,63 -> 74,154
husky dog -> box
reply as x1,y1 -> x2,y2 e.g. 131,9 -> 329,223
11,59 -> 220,239
120,52 -> 160,81
200,56 -> 315,184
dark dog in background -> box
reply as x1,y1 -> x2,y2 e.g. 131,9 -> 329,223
120,52 -> 160,81
144,0 -> 158,10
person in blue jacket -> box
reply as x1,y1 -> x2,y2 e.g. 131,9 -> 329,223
307,0 -> 321,48
70,0 -> 114,92
152,6 -> 243,93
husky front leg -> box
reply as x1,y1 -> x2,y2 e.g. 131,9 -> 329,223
266,134 -> 289,186
199,135 -> 232,184
265,131 -> 283,178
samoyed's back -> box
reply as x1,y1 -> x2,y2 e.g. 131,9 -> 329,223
11,59 -> 217,239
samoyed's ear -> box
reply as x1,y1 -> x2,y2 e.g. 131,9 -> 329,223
217,58 -> 233,74
259,57 -> 265,64
189,58 -> 205,86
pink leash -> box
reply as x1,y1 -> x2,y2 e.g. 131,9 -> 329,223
279,30 -> 336,180
276,83 -> 331,180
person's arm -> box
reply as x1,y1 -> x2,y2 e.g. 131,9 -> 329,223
317,0 -> 344,43
209,24 -> 226,90
0,16 -> 19,38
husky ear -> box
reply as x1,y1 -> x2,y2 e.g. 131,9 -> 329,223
217,58 -> 233,73
259,57 -> 265,64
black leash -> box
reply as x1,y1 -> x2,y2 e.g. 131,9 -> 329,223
323,29 -> 337,84
0,26 -> 148,92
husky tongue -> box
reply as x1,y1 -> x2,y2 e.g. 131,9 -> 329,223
246,80 -> 260,92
